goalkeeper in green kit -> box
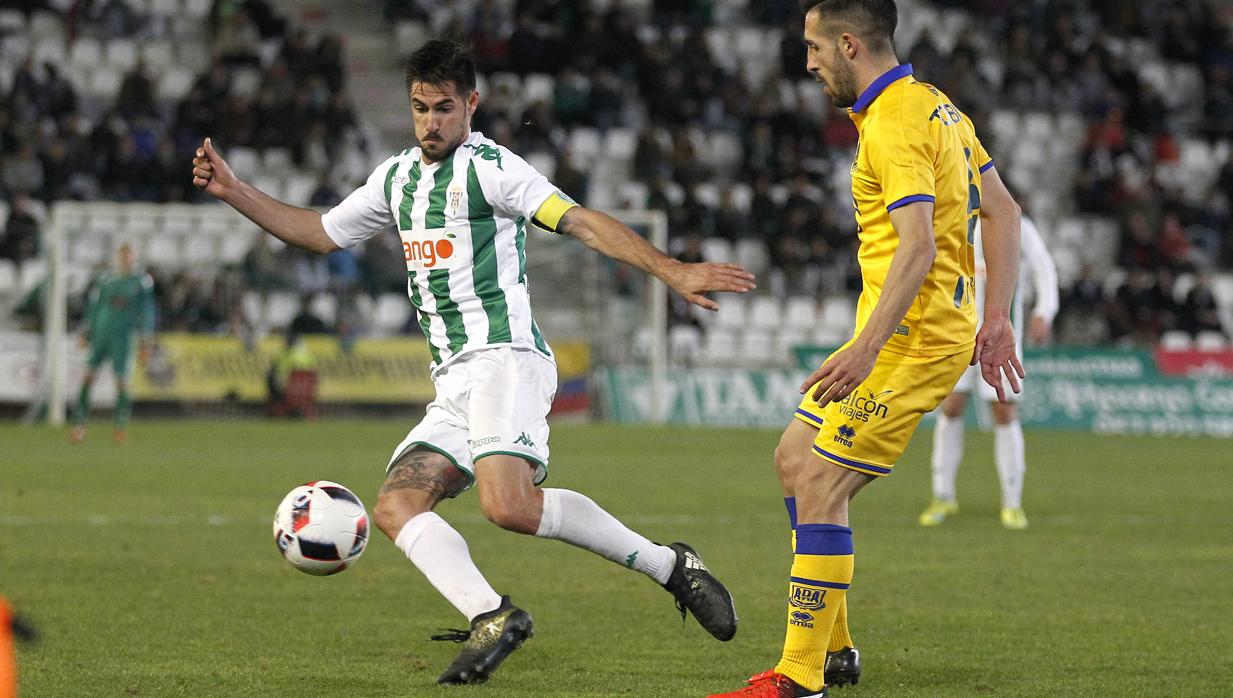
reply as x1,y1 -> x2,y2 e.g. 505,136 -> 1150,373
69,243 -> 154,444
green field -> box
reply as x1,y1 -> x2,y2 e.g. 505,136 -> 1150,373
2,421 -> 1231,697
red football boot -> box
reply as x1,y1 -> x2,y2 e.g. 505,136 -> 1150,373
707,670 -> 827,697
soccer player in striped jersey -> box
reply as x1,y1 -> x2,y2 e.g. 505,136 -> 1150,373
193,39 -> 751,686
710,1 -> 1024,696
921,213 -> 1058,530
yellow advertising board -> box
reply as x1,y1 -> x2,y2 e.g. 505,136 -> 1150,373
132,334 -> 590,404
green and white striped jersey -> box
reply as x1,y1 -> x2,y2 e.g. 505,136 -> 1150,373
322,132 -> 563,370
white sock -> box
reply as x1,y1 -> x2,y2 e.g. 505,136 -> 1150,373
395,512 -> 502,622
536,488 -> 677,584
931,414 -> 965,502
995,420 -> 1026,509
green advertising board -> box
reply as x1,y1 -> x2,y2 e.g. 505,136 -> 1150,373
598,347 -> 1233,436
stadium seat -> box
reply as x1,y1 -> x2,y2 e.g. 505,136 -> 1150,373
712,292 -> 748,330
669,324 -> 704,365
1173,272 -> 1196,303
819,297 -> 856,337
158,67 -> 195,102
605,128 -> 637,162
783,296 -> 819,327
71,234 -> 109,265
617,182 -> 648,209
693,182 -> 721,209
231,67 -> 262,99
568,128 -> 602,164
700,327 -> 739,365
373,293 -> 410,335
140,40 -> 175,72
89,66 -> 124,100
523,74 -> 555,106
145,235 -> 181,267
1196,331 -> 1229,350
241,291 -> 264,327
310,293 -> 338,326
28,10 -> 63,41
262,148 -> 294,173
266,292 -> 300,330
1160,330 -> 1192,350
0,9 -> 24,33
183,0 -> 211,20
396,21 -> 429,55
184,234 -> 215,265
33,36 -> 67,68
739,331 -> 780,366
700,237 -> 733,265
105,39 -> 139,73
283,174 -> 317,207
149,0 -> 180,16
524,152 -> 555,181
747,295 -> 784,331
69,37 -> 103,70
734,239 -> 770,279
64,263 -> 93,296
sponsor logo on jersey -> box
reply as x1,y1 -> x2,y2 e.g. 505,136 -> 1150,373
789,584 -> 827,611
834,424 -> 857,448
514,432 -> 536,448
836,389 -> 893,422
468,436 -> 499,448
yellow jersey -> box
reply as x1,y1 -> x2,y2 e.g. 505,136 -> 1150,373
847,63 -> 991,357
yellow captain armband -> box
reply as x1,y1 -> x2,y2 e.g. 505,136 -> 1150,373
532,191 -> 579,233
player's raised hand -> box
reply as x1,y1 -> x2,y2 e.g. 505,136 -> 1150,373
972,316 -> 1025,403
661,262 -> 756,311
192,137 -> 238,199
800,342 -> 878,406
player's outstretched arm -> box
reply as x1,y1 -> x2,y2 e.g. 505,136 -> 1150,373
192,137 -> 339,255
801,201 -> 936,405
556,206 -> 756,311
973,166 -> 1025,401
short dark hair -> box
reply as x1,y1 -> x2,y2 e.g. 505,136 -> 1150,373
404,39 -> 476,94
801,0 -> 898,53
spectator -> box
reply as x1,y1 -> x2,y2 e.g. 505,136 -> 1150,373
1181,272 -> 1225,337
0,193 -> 40,264
289,294 -> 329,335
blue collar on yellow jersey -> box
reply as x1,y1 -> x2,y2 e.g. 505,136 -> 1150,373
851,63 -> 915,113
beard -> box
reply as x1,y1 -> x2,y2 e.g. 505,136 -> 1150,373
827,50 -> 859,108
420,131 -> 463,161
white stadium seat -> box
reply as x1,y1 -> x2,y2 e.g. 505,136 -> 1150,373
158,67 -> 195,101
309,293 -> 337,326
0,259 -> 17,296
266,292 -> 300,330
105,39 -> 139,72
700,237 -> 733,266
373,293 -> 410,335
1160,330 -> 1192,350
69,37 -> 103,70
1196,331 -> 1229,351
747,295 -> 783,331
19,259 -> 47,294
819,297 -> 856,337
783,296 -> 819,327
89,66 -> 123,100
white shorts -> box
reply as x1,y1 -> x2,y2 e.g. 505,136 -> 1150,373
953,361 -> 1023,402
387,347 -> 556,491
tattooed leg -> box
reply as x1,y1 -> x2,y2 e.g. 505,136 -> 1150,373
373,447 -> 469,540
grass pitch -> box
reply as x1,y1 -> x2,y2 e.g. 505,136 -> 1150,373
2,420 -> 1231,697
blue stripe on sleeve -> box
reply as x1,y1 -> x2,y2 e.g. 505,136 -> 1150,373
886,194 -> 936,212
979,160 -> 995,173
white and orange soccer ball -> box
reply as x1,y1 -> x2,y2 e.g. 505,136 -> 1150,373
272,480 -> 369,575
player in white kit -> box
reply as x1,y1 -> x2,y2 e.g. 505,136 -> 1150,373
192,39 -> 753,685
920,214 -> 1057,530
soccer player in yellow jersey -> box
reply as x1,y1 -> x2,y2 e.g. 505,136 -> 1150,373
709,1 -> 1025,696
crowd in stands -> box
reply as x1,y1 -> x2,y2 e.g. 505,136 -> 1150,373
3,0 -> 1232,349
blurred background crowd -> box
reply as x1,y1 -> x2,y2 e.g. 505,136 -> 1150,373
2,0 -> 1232,356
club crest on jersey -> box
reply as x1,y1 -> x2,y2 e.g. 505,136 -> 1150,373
789,584 -> 827,611
448,185 -> 464,217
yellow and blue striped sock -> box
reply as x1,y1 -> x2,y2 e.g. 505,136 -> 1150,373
775,523 -> 854,691
784,499 -> 853,655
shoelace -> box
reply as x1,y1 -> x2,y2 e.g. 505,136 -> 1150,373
429,628 -> 471,643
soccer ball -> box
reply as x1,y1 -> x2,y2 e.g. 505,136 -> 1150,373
272,480 -> 369,576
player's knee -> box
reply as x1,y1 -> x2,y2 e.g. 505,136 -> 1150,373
478,489 -> 538,534
991,401 -> 1018,425
941,393 -> 967,418
774,438 -> 809,490
373,449 -> 462,539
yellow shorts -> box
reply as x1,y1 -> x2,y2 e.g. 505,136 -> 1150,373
795,346 -> 970,477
